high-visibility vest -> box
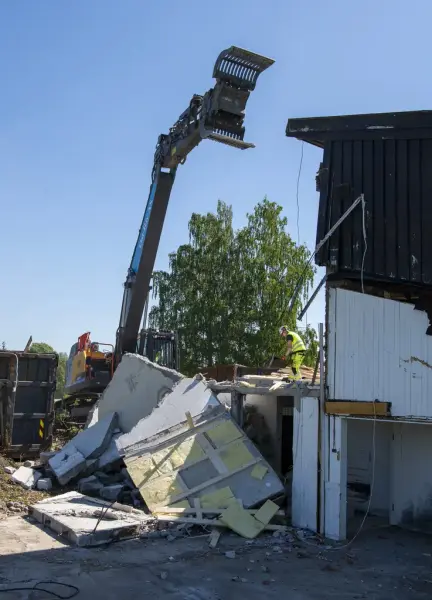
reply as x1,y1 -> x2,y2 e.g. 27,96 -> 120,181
286,331 -> 306,353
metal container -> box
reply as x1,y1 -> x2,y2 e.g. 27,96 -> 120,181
0,351 -> 58,457
286,110 -> 432,287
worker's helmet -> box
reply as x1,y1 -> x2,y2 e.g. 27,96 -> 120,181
279,325 -> 288,336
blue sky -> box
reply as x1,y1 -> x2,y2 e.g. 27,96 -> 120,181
0,0 -> 429,353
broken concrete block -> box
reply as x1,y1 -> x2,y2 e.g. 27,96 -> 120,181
12,466 -> 42,490
4,466 -> 16,475
29,491 -> 151,547
48,444 -> 86,486
100,484 -> 124,502
37,478 -> 53,491
78,475 -> 104,495
73,412 -> 119,460
96,434 -> 122,470
98,354 -> 183,433
117,377 -> 220,454
48,412 -> 118,485
40,451 -> 57,464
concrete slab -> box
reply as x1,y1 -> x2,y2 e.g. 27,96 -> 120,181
40,450 -> 57,464
12,466 -> 42,489
98,354 -> 183,433
48,444 -> 86,485
37,478 -> 53,491
48,412 -> 118,485
96,433 -> 122,470
100,484 -> 124,501
73,411 -> 119,459
78,475 -> 104,495
117,377 -> 220,454
29,492 -> 151,547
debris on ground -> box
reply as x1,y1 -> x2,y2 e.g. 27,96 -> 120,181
12,466 -> 42,490
1,356 -> 296,547
29,491 -> 155,547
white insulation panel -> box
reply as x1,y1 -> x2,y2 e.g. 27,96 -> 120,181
327,288 -> 432,418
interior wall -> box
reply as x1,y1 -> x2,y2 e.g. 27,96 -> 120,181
347,419 -> 392,517
391,422 -> 432,532
244,395 -> 279,471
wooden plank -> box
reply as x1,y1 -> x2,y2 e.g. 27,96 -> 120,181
193,498 -> 202,520
208,529 -> 221,548
155,506 -> 285,516
155,514 -> 288,532
325,401 -> 390,416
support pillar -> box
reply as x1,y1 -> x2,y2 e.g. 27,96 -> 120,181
324,415 -> 347,540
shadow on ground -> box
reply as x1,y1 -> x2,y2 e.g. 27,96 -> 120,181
0,516 -> 432,599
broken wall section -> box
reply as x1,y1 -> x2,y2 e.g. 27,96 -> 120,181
98,354 -> 183,433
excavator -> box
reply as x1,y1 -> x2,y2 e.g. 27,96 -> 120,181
64,45 -> 274,406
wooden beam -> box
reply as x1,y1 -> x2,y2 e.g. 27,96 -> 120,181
155,514 -> 287,532
325,401 -> 390,416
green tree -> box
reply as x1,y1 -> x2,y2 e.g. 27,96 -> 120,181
150,198 -> 317,373
29,343 -> 67,398
28,342 -> 55,354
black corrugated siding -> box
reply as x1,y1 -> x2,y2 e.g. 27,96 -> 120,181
316,138 -> 432,285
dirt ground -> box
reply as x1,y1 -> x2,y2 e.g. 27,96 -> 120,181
0,516 -> 431,599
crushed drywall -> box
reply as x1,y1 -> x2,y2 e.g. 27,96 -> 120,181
97,354 -> 183,432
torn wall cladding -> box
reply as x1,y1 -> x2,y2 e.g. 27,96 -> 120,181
286,110 -> 432,287
327,287 -> 432,418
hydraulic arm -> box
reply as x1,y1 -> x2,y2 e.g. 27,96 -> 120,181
116,46 -> 274,364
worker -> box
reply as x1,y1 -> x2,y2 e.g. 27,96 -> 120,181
279,326 -> 306,380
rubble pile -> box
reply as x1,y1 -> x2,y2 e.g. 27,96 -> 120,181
3,354 -> 288,547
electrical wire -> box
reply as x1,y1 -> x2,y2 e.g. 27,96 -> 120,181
295,141 -> 304,245
0,581 -> 79,598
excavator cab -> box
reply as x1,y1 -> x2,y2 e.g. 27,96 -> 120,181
64,332 -> 114,400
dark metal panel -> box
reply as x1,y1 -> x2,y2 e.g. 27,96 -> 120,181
421,140 -> 432,285
384,139 -> 397,279
309,134 -> 432,287
362,141 -> 374,275
341,141 -> 353,270
373,140 -> 385,277
286,110 -> 432,148
408,140 -> 422,282
396,140 -> 409,281
0,352 -> 57,456
352,141 -> 364,272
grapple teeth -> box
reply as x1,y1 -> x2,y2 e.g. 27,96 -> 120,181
213,46 -> 275,91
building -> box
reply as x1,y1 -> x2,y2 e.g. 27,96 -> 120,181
287,110 -> 432,540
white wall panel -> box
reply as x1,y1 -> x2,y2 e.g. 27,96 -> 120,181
391,422 -> 432,531
328,288 -> 432,418
292,397 -> 318,531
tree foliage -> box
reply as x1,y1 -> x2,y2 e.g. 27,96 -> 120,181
29,342 -> 67,398
149,198 -> 317,374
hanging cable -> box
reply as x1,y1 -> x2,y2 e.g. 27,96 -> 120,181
295,141 -> 304,245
